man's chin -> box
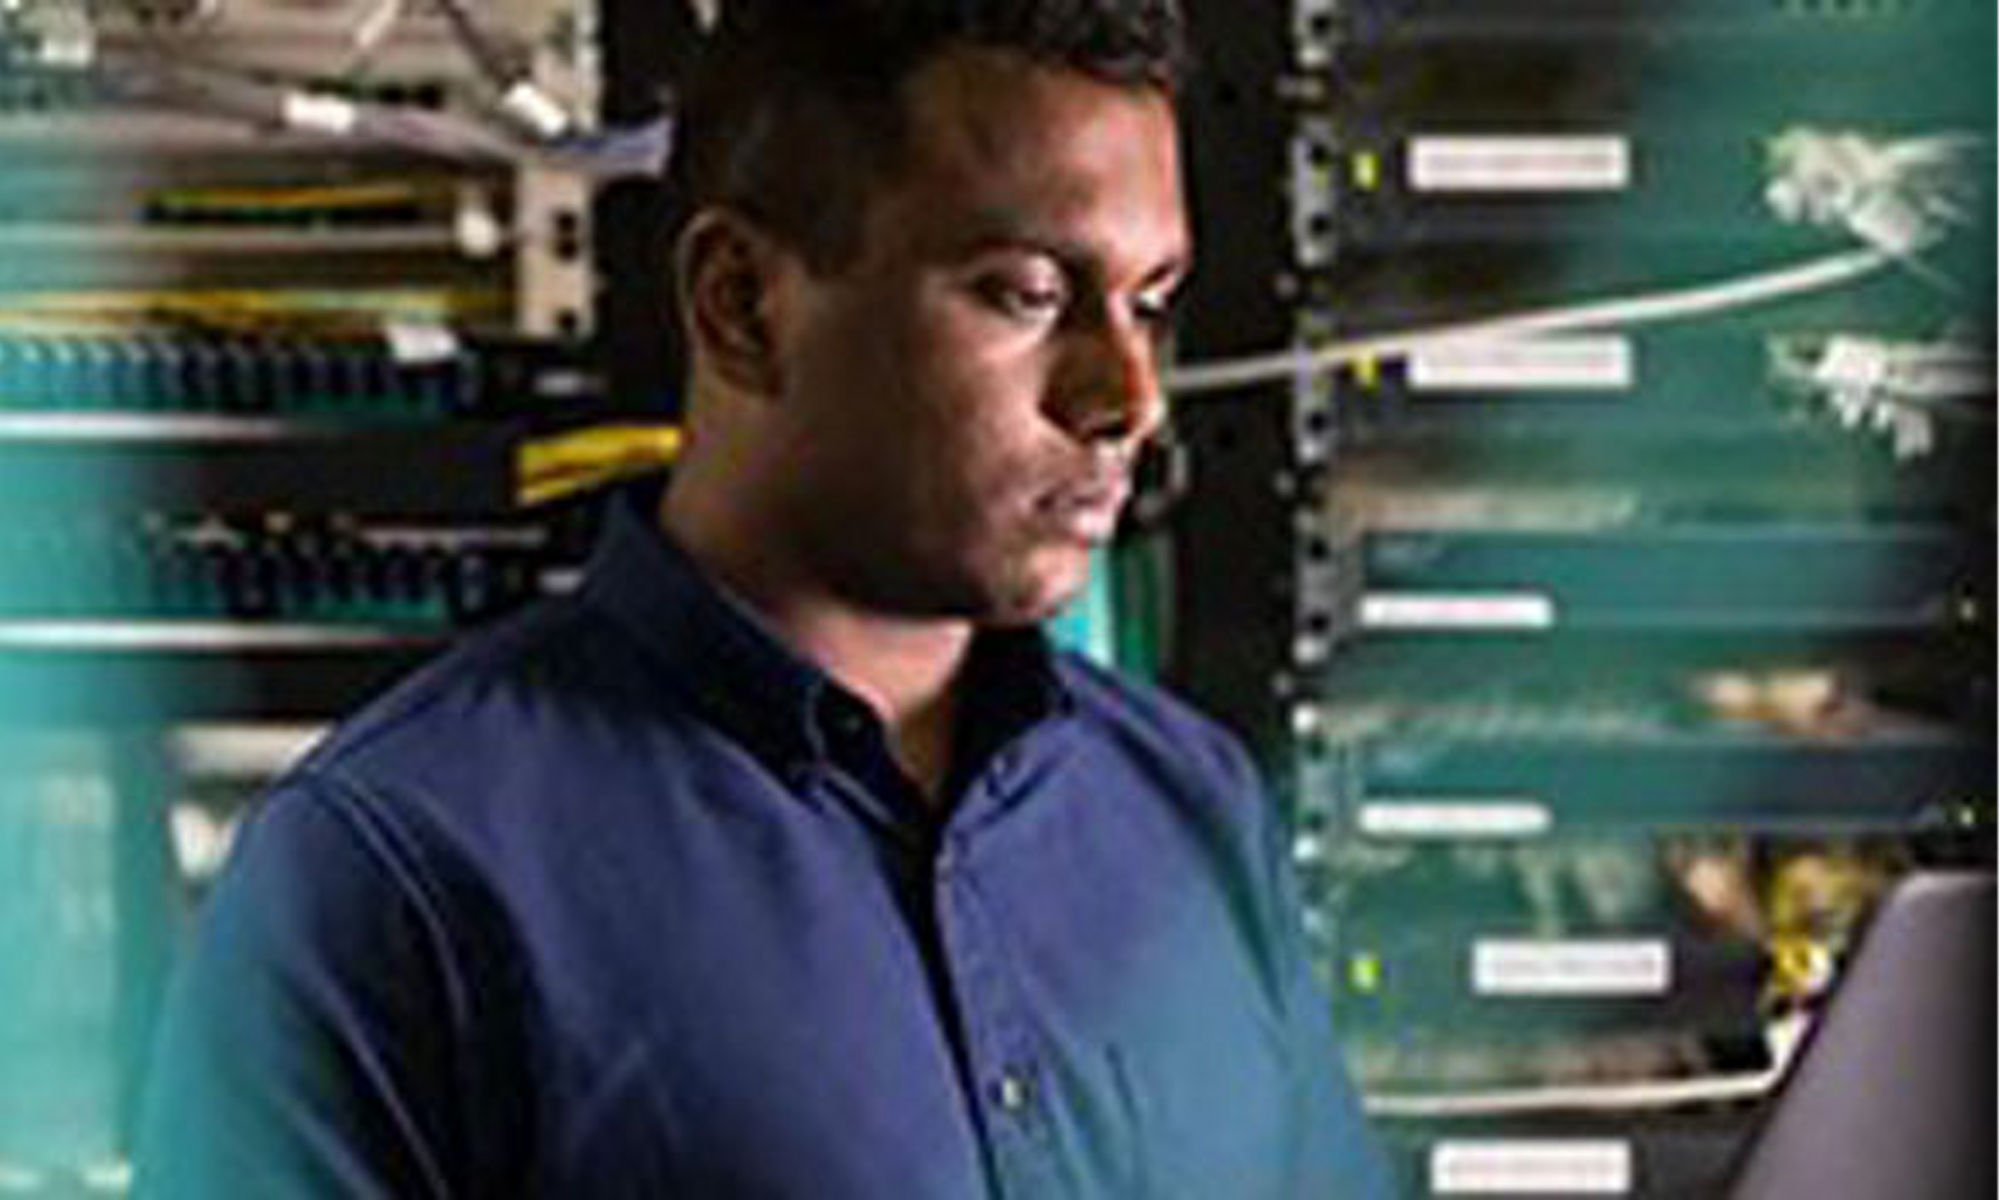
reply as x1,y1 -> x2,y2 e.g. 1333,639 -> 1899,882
978,552 -> 1095,627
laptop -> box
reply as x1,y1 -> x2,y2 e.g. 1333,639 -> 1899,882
1727,871 -> 1995,1199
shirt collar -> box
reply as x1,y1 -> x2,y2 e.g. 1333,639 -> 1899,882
577,477 -> 1073,780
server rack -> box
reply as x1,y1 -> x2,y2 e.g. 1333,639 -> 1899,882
0,0 -> 635,1182
1169,1 -> 1994,1194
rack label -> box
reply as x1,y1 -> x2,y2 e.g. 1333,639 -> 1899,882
1408,135 -> 1632,193
1409,337 -> 1634,392
1358,800 -> 1552,839
1472,938 -> 1672,997
1431,1139 -> 1633,1194
1358,592 -> 1556,630
280,91 -> 360,136
383,321 -> 461,365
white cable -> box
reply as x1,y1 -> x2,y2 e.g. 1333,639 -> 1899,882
1165,247 -> 1897,396
128,46 -> 647,170
349,0 -> 406,63
1363,1063 -> 1782,1118
1365,1012 -> 1814,1118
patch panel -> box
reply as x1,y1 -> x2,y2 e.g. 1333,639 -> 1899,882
1303,27 -> 1988,129
1318,0 -> 1989,46
1351,524 -> 1978,632
0,331 -> 595,418
0,513 -> 566,625
1327,927 -> 1767,1038
1298,324 -> 1992,450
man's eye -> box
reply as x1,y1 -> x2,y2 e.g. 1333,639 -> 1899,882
976,276 -> 1067,320
1132,289 -> 1182,332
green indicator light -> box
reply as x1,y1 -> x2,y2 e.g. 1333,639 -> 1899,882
1348,951 -> 1383,994
1350,151 -> 1382,193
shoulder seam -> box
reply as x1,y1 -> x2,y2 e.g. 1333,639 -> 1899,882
302,595 -> 596,772
286,768 -> 474,1025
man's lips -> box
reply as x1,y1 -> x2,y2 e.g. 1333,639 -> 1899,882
1037,475 -> 1131,542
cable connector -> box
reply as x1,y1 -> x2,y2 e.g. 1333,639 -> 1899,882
1764,128 -> 1985,259
500,80 -> 572,140
1770,333 -> 1990,459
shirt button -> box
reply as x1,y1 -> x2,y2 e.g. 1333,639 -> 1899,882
936,835 -> 966,878
994,1071 -> 1033,1115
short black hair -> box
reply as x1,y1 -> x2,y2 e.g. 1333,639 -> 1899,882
670,0 -> 1189,273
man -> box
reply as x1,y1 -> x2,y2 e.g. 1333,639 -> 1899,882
136,2 -> 1393,1195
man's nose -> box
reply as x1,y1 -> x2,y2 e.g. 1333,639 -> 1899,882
1049,309 -> 1167,447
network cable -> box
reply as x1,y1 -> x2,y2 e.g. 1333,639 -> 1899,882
1166,247 -> 1897,396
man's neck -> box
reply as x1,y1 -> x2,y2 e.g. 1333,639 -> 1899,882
658,480 -> 971,799
791,607 -> 966,801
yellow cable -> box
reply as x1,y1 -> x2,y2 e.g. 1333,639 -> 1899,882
147,182 -> 428,213
517,424 -> 683,506
1,288 -> 503,335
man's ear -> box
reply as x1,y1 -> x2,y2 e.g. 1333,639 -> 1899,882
674,208 -> 790,399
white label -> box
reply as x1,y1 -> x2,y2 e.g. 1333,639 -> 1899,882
383,321 -> 461,364
169,804 -> 242,882
1410,337 -> 1634,392
1432,1139 -> 1633,1194
38,34 -> 95,67
539,566 -> 586,594
1409,135 -> 1632,193
169,723 -> 328,779
1472,939 -> 1671,997
1359,592 -> 1556,630
1359,800 -> 1552,839
78,1161 -> 133,1194
281,91 -> 360,135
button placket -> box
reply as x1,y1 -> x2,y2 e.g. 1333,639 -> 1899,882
949,853 -> 1072,1200
932,834 -> 1053,1200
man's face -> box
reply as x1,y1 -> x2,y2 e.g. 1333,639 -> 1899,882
765,47 -> 1190,625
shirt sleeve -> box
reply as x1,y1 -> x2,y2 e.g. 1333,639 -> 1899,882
133,773 -> 466,1199
1220,730 -> 1399,1199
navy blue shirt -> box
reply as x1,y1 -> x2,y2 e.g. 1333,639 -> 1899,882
137,481 -> 1390,1198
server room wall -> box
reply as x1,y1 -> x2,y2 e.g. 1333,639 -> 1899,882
0,0 -> 1992,1194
